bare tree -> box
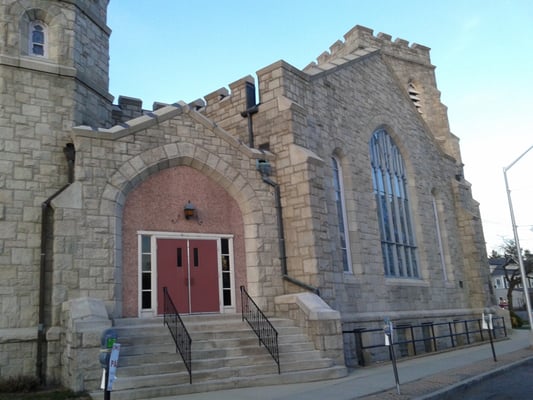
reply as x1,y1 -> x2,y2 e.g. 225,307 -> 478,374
499,239 -> 533,312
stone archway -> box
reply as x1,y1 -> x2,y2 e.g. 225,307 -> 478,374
100,142 -> 272,317
121,165 -> 246,316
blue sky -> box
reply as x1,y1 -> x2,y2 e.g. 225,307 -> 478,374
107,0 -> 533,253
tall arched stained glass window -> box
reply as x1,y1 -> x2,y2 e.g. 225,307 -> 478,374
332,156 -> 351,272
369,129 -> 418,278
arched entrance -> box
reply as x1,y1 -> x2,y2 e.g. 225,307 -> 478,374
122,165 -> 246,317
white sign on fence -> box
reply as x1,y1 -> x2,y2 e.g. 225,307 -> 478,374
481,312 -> 493,330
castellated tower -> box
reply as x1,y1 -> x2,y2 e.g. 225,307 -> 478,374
367,28 -> 462,165
0,0 -> 112,383
303,25 -> 462,164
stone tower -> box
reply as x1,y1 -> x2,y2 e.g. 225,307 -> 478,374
0,0 -> 112,127
0,0 -> 112,382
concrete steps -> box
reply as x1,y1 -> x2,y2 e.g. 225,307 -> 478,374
89,314 -> 347,399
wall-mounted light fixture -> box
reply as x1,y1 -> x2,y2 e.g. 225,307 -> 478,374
171,200 -> 203,225
184,201 -> 196,220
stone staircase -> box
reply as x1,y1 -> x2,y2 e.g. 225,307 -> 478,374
89,314 -> 347,400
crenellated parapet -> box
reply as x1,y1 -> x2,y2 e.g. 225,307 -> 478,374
201,75 -> 255,138
302,25 -> 461,163
304,25 -> 432,75
111,74 -> 256,144
112,96 -> 144,124
180,75 -> 257,145
204,87 -> 229,106
111,95 -> 208,124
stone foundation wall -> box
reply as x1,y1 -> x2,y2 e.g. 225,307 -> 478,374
0,329 -> 37,379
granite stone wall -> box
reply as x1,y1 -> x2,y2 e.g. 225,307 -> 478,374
0,1 -> 490,390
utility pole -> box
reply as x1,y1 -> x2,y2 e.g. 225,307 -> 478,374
503,144 -> 533,345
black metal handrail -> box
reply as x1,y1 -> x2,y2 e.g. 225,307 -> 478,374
343,316 -> 507,367
163,287 -> 192,383
240,286 -> 280,374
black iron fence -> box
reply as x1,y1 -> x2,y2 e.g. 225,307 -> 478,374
240,286 -> 280,373
163,287 -> 192,383
344,316 -> 507,366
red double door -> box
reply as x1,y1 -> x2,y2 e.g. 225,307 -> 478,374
157,238 -> 219,314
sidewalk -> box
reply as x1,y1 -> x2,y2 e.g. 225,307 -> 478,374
154,329 -> 533,400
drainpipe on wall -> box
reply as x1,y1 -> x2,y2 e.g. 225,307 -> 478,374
240,81 -> 259,148
257,160 -> 320,296
37,143 -> 75,384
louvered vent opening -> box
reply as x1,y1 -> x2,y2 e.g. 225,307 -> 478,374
408,82 -> 422,114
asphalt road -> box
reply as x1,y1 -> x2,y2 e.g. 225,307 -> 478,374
440,359 -> 533,400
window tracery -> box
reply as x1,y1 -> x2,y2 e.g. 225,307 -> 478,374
370,129 -> 419,278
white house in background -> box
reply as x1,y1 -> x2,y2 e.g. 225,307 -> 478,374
489,257 -> 533,309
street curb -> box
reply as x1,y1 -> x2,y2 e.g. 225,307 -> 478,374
414,355 -> 533,399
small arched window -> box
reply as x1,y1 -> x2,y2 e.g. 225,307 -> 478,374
369,129 -> 418,278
29,21 -> 47,57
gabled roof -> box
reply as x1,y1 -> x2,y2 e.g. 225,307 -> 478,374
490,257 -> 518,277
489,257 -> 518,267
489,257 -> 515,268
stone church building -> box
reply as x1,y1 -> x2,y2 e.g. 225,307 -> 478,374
1,0 -> 491,394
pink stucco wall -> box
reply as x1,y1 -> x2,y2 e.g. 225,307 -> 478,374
122,165 -> 247,317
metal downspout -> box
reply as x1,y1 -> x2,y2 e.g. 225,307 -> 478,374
37,143 -> 75,384
261,175 -> 320,296
240,81 -> 259,148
